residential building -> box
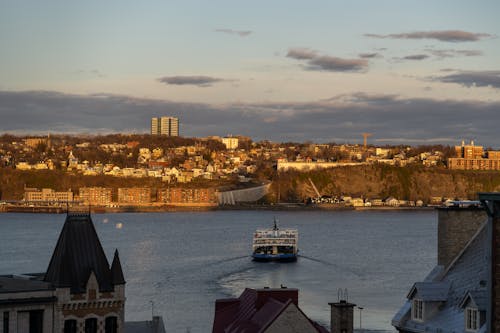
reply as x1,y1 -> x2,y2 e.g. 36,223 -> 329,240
0,212 -> 165,333
448,140 -> 500,170
151,116 -> 179,136
392,194 -> 500,333
212,287 -> 330,333
24,188 -> 74,202
117,188 -> 151,204
222,136 -> 239,150
157,188 -> 217,205
79,187 -> 113,206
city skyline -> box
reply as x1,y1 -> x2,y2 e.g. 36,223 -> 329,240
1,1 -> 500,145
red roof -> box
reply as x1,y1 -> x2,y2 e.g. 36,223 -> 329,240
212,288 -> 328,333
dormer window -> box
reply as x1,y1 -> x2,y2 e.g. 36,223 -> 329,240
465,307 -> 479,332
412,299 -> 424,321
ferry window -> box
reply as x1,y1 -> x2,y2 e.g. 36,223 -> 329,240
105,316 -> 118,333
3,311 -> 9,333
85,318 -> 98,333
64,319 -> 77,333
465,308 -> 478,331
412,299 -> 423,321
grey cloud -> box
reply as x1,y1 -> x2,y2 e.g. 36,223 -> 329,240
365,30 -> 492,42
215,28 -> 252,37
425,49 -> 483,58
286,48 -> 318,60
1,90 -> 500,146
402,54 -> 429,60
433,70 -> 500,88
359,53 -> 381,59
157,76 -> 225,87
287,48 -> 368,72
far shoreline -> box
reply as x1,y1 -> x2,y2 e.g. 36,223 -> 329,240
0,203 -> 437,214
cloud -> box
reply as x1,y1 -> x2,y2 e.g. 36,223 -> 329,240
365,30 -> 492,42
432,70 -> 500,88
286,48 -> 368,72
215,28 -> 252,37
1,90 -> 500,146
358,53 -> 382,59
157,76 -> 225,87
402,54 -> 429,60
425,49 -> 483,58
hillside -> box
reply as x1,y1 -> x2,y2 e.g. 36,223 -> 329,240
267,164 -> 500,203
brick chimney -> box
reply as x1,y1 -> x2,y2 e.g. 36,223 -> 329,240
329,300 -> 356,333
479,193 -> 500,333
437,206 -> 486,269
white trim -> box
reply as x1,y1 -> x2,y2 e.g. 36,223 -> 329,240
412,299 -> 424,322
465,307 -> 479,332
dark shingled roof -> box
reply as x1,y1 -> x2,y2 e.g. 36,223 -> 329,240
44,213 -> 122,293
111,249 -> 126,285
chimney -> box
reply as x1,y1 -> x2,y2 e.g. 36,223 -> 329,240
437,206 -> 486,269
478,193 -> 500,333
329,300 -> 356,333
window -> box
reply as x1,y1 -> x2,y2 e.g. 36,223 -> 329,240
64,319 -> 77,333
3,311 -> 9,333
85,318 -> 98,333
29,310 -> 44,333
412,299 -> 424,321
105,316 -> 118,333
465,308 -> 479,331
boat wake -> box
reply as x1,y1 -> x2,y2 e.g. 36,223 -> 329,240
298,254 -> 363,278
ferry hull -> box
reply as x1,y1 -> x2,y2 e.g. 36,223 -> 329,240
252,253 -> 297,262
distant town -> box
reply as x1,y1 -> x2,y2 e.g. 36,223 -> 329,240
1,116 -> 500,211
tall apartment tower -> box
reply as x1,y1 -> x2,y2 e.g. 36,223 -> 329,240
151,116 -> 179,136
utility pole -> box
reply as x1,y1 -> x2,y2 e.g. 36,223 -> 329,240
361,133 -> 372,150
357,306 -> 364,332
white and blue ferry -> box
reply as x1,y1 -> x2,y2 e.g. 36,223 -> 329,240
252,219 -> 298,262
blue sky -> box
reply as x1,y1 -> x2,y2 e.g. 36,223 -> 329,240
1,1 -> 499,144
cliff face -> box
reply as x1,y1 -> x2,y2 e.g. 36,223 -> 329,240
269,165 -> 500,203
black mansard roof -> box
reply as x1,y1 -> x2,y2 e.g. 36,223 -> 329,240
44,213 -> 125,293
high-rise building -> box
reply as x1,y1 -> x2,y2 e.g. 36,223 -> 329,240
151,116 -> 179,136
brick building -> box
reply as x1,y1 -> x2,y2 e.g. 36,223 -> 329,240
117,188 -> 151,204
157,188 -> 216,204
79,187 -> 113,206
448,140 -> 500,170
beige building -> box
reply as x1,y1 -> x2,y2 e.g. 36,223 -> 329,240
24,188 -> 74,202
222,136 -> 239,150
151,116 -> 179,136
79,187 -> 113,206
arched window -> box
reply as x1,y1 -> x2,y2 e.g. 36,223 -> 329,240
84,318 -> 97,333
64,319 -> 77,333
105,316 -> 118,333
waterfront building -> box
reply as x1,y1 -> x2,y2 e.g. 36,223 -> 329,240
151,116 -> 179,136
79,187 -> 113,206
448,140 -> 500,170
117,187 -> 151,204
157,188 -> 217,205
24,188 -> 74,203
392,194 -> 500,333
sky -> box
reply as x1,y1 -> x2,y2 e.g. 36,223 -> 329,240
1,1 -> 500,145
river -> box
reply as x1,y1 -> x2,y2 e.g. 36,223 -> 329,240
0,210 -> 436,332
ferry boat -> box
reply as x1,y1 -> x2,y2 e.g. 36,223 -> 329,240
252,219 -> 298,262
